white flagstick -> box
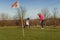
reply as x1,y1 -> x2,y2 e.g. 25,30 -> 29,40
17,7 -> 25,37
20,7 -> 25,37
20,7 -> 25,40
16,0 -> 25,37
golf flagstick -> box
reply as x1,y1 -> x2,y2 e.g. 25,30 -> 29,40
21,7 -> 25,37
11,0 -> 25,38
17,7 -> 25,37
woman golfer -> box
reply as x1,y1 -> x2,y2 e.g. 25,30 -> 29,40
38,13 -> 45,29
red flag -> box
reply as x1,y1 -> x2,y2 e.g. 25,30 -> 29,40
11,1 -> 19,8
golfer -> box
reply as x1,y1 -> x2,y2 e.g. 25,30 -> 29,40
38,13 -> 45,29
24,18 -> 30,28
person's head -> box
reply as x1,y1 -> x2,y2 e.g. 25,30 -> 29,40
38,13 -> 42,15
27,18 -> 30,20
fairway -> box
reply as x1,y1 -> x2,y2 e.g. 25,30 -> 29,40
0,26 -> 60,40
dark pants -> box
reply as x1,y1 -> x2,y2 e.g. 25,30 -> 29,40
41,20 -> 44,28
24,25 -> 30,28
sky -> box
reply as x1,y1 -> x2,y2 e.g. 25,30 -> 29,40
0,0 -> 60,19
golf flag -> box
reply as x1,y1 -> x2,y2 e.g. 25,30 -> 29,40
11,1 -> 19,8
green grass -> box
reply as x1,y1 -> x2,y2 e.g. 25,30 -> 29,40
0,26 -> 60,40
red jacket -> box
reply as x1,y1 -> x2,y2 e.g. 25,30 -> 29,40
38,13 -> 44,22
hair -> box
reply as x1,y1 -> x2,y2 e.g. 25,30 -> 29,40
27,18 -> 30,20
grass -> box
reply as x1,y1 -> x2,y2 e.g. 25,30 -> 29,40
0,26 -> 60,40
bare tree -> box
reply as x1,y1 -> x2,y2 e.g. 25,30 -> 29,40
14,7 -> 26,26
1,13 -> 8,20
20,7 -> 26,27
21,7 -> 26,19
1,13 -> 5,20
53,8 -> 58,18
41,8 -> 51,19
1,13 -> 8,26
17,7 -> 26,19
53,8 -> 58,27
